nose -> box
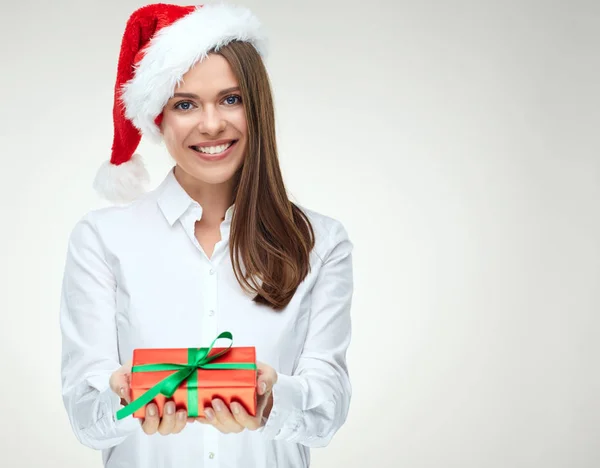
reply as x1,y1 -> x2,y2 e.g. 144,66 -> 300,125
197,105 -> 226,135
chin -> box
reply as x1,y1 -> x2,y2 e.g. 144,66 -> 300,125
196,174 -> 237,185
180,163 -> 241,186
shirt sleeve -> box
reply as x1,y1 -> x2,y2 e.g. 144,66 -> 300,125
59,213 -> 139,450
260,219 -> 354,447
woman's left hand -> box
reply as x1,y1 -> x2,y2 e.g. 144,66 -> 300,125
195,361 -> 277,433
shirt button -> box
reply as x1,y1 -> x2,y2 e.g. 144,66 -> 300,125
208,452 -> 215,459
209,268 -> 215,275
208,310 -> 215,316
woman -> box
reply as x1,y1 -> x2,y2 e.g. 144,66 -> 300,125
60,3 -> 354,468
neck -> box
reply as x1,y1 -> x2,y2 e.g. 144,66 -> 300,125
173,166 -> 234,225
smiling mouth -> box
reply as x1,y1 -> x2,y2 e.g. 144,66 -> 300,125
190,140 -> 237,155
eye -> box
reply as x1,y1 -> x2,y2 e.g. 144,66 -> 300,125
223,94 -> 242,106
174,101 -> 195,111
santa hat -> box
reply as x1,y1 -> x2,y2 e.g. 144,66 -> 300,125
92,3 -> 268,204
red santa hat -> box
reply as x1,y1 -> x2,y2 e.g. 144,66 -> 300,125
92,2 -> 267,203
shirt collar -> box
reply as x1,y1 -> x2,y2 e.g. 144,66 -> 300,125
156,167 -> 236,226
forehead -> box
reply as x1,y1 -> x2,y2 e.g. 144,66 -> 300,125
176,53 -> 238,94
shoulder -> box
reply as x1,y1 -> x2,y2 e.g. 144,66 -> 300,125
67,188 -> 162,248
294,203 -> 353,263
296,203 -> 350,242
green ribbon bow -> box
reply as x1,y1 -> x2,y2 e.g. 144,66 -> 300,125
116,331 -> 256,420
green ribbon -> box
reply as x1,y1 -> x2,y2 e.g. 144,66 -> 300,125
116,331 -> 256,420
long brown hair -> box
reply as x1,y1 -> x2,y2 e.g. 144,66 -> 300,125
215,41 -> 315,311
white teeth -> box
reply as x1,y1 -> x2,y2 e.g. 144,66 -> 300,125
196,142 -> 234,154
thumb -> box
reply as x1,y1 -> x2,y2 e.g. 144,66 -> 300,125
122,359 -> 133,374
118,381 -> 132,403
120,360 -> 134,403
256,362 -> 277,396
257,379 -> 268,396
110,361 -> 133,403
109,374 -> 131,403
257,373 -> 276,396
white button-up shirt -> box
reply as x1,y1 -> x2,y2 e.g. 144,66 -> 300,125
59,167 -> 354,468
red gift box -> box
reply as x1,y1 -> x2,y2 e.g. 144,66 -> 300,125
117,342 -> 257,420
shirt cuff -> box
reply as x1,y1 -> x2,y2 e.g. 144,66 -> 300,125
104,386 -> 140,434
86,374 -> 139,438
260,373 -> 304,439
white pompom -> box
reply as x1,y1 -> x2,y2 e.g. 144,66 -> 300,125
92,153 -> 150,204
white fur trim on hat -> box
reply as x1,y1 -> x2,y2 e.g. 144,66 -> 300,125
92,153 -> 150,204
121,3 -> 268,142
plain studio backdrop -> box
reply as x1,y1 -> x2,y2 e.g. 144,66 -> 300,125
0,0 -> 598,467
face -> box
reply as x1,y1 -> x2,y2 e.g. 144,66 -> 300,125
160,53 -> 247,188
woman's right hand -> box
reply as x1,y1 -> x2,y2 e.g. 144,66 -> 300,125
109,359 -> 193,435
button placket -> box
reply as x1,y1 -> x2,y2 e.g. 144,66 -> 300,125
201,264 -> 219,344
203,265 -> 219,465
204,427 -> 218,465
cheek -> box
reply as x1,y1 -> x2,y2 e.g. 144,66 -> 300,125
232,111 -> 248,138
161,126 -> 176,150
161,116 -> 190,148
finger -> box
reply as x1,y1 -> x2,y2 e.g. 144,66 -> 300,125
110,362 -> 135,401
118,385 -> 132,404
212,399 -> 244,433
256,364 -> 277,397
203,407 -> 223,433
171,409 -> 188,434
257,388 -> 273,415
141,403 -> 160,435
120,360 -> 133,377
158,401 -> 177,435
257,374 -> 275,397
231,402 -> 261,431
110,375 -> 129,400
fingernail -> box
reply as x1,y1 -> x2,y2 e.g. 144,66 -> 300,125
177,411 -> 186,420
260,381 -> 267,394
232,403 -> 240,414
148,405 -> 156,416
205,409 -> 214,421
213,400 -> 223,412
119,386 -> 126,397
166,403 -> 175,415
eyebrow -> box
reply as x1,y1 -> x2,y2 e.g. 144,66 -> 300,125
172,87 -> 240,99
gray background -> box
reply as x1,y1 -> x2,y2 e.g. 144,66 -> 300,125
0,0 -> 598,467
